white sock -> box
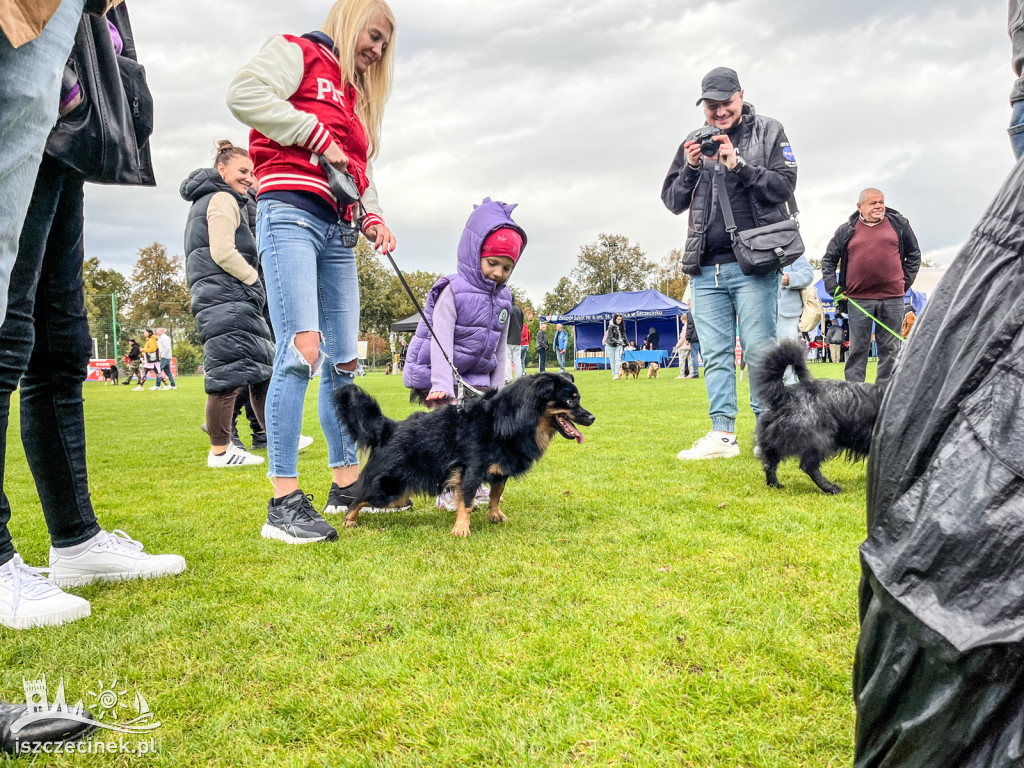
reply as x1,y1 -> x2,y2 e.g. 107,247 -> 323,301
53,530 -> 106,556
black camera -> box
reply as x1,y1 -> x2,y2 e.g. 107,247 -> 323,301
693,125 -> 724,157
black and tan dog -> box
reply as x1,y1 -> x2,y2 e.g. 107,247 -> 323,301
619,360 -> 642,379
755,339 -> 883,494
335,373 -> 595,537
101,365 -> 119,385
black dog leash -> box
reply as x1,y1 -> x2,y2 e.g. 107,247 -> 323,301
318,157 -> 483,403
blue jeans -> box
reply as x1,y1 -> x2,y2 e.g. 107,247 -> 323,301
159,358 -> 176,387
0,156 -> 101,564
1010,100 -> 1024,159
257,199 -> 359,478
520,346 -> 528,373
690,262 -> 779,432
538,349 -> 547,372
604,344 -> 623,376
689,341 -> 702,377
0,0 -> 85,325
556,349 -> 566,371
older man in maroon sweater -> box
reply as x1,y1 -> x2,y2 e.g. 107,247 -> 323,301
821,188 -> 921,384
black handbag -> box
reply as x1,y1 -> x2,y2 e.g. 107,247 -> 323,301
46,6 -> 155,186
717,166 -> 804,276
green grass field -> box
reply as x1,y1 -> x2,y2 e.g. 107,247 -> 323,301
0,363 -> 872,766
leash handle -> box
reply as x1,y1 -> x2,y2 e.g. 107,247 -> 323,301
833,291 -> 905,341
382,249 -> 485,401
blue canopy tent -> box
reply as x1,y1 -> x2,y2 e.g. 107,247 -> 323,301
547,289 -> 689,368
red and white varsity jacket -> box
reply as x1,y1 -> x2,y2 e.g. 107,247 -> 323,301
226,33 -> 384,232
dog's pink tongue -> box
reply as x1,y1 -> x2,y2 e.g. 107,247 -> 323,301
575,433 -> 584,444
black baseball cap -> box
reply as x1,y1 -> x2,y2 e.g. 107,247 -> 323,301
696,67 -> 741,105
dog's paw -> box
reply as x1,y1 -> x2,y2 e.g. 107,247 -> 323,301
821,484 -> 842,495
488,510 -> 506,524
767,480 -> 784,489
451,522 -> 472,538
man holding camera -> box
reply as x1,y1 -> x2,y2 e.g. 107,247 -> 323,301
662,67 -> 797,460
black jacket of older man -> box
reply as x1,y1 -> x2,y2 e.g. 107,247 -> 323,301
821,208 -> 921,312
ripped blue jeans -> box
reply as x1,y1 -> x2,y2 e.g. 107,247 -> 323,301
257,198 -> 359,478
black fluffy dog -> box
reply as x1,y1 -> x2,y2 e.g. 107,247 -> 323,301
335,373 -> 595,537
101,365 -> 119,385
755,339 -> 883,494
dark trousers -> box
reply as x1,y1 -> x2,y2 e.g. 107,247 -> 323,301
206,381 -> 267,446
232,386 -> 262,434
845,297 -> 904,384
0,155 -> 101,564
538,349 -> 547,372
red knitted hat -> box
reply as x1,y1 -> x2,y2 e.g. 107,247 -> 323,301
480,227 -> 523,263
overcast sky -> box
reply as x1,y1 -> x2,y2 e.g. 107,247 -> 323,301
83,0 -> 1016,305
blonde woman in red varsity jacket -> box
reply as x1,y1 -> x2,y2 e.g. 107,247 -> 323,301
227,0 -> 397,544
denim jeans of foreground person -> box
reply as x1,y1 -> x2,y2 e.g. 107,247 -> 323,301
844,296 -> 904,385
256,198 -> 359,478
604,344 -> 622,377
0,155 -> 102,563
0,0 -> 86,325
556,349 -> 566,372
689,262 -> 779,432
1010,100 -> 1024,159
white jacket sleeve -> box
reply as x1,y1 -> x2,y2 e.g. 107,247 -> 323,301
226,36 -> 330,153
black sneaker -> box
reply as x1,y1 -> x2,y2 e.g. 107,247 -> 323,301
322,482 -> 356,516
261,491 -> 338,544
250,431 -> 267,450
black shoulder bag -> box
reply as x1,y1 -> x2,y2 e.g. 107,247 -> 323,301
717,165 -> 804,276
46,6 -> 155,186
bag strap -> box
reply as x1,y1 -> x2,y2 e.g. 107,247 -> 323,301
716,163 -> 799,233
715,165 -> 739,239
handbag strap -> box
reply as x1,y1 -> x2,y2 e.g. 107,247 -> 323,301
715,163 -> 799,237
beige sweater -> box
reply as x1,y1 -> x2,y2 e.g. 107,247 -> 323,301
207,193 -> 259,286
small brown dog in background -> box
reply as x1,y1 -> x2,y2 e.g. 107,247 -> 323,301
647,362 -> 660,379
384,362 -> 393,375
620,361 -> 642,379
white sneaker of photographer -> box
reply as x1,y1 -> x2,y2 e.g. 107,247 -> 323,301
0,555 -> 91,629
49,530 -> 186,588
676,431 -> 740,460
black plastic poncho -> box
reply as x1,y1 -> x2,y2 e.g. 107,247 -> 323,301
854,159 -> 1024,767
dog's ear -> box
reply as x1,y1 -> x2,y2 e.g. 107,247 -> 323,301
491,375 -> 556,439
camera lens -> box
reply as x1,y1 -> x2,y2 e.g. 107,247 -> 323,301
700,140 -> 719,157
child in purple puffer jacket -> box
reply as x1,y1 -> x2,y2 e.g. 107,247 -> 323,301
402,198 -> 527,510
403,197 -> 527,406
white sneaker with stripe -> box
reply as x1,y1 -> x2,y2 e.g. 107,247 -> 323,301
208,445 -> 265,467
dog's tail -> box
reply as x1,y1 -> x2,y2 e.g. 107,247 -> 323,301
334,386 -> 394,450
756,339 -> 815,409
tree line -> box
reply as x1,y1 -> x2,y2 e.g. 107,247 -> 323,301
85,234 -> 688,371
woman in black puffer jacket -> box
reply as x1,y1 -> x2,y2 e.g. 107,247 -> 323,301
181,141 -> 274,467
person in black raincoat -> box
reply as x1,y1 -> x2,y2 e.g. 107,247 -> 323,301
853,155 -> 1024,767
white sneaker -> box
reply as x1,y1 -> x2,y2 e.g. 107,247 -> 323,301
132,385 -> 144,391
207,445 -> 264,467
297,435 -> 314,451
435,490 -> 457,512
676,431 -> 740,460
0,554 -> 91,629
49,530 -> 186,587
